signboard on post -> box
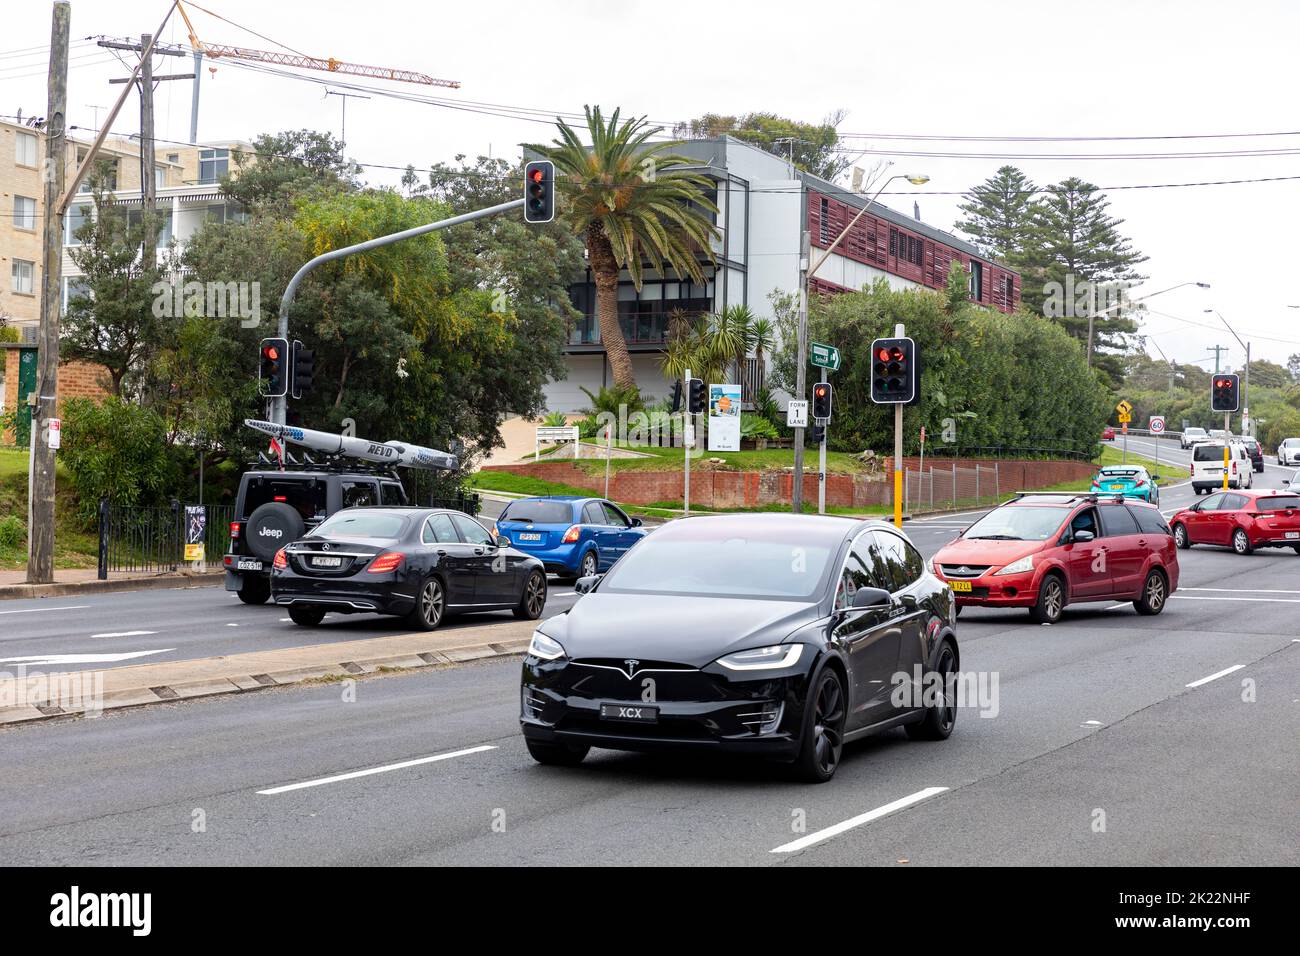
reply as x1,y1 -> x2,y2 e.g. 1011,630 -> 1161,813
184,505 -> 206,563
786,401 -> 808,428
810,342 -> 841,371
47,418 -> 61,450
1149,416 -> 1166,434
707,383 -> 742,452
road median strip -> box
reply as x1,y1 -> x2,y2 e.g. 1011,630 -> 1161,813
0,618 -> 537,726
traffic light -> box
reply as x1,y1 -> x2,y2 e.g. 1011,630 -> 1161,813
870,336 -> 918,404
669,379 -> 682,413
812,381 -> 833,420
290,339 -> 315,400
524,160 -> 555,223
259,336 -> 289,398
687,377 -> 705,414
1211,373 -> 1240,412
809,422 -> 826,445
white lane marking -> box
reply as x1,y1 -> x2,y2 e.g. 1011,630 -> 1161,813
1171,595 -> 1300,604
1083,720 -> 1103,726
89,630 -> 157,639
279,617 -> 292,622
0,605 -> 91,616
0,648 -> 175,666
770,786 -> 949,854
1181,587 -> 1300,595
225,623 -> 240,627
1186,664 -> 1245,688
257,745 -> 497,795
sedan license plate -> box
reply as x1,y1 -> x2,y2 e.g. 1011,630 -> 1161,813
949,580 -> 973,592
516,532 -> 542,542
1287,532 -> 1299,540
311,556 -> 343,568
600,703 -> 658,723
236,558 -> 262,571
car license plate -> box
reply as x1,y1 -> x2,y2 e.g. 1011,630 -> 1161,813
1287,532 -> 1299,540
1109,484 -> 1124,490
600,703 -> 658,723
236,558 -> 262,571
949,580 -> 973,592
516,533 -> 542,542
311,556 -> 343,568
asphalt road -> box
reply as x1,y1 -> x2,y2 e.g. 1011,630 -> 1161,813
1,464 -> 1297,865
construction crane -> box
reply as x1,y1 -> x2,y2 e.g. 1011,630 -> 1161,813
175,0 -> 460,88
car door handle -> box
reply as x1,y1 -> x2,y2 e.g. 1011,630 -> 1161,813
473,548 -> 485,555
436,549 -> 447,556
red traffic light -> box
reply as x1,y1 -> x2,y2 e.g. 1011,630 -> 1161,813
530,168 -> 544,183
263,346 -> 280,361
814,384 -> 829,397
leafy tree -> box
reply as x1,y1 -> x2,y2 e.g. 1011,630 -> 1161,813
1247,358 -> 1292,390
527,106 -> 719,392
59,397 -> 176,523
61,178 -> 168,395
1287,353 -> 1300,382
674,110 -> 850,181
224,130 -> 360,217
955,165 -> 1038,263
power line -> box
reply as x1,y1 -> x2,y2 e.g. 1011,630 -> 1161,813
837,128 -> 1300,143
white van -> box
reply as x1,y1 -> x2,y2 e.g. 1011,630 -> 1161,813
1191,442 -> 1253,494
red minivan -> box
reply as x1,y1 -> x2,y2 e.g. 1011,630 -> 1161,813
1169,489 -> 1300,555
932,493 -> 1180,623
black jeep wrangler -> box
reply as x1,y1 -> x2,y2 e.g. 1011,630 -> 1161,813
223,468 -> 408,604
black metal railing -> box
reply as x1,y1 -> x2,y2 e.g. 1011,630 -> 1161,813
428,491 -> 481,516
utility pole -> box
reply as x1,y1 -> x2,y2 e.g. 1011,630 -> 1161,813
326,89 -> 370,148
792,230 -> 809,513
27,2 -> 70,584
1207,344 -> 1227,375
139,34 -> 156,269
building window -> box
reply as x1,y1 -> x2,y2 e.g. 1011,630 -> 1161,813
155,165 -> 167,188
205,202 -> 248,225
66,202 -> 92,245
13,195 -> 36,231
198,148 -> 229,184
127,207 -> 173,246
15,131 -> 38,167
166,152 -> 179,163
969,260 -> 984,301
62,276 -> 92,313
889,228 -> 898,258
11,259 -> 35,295
819,196 -> 830,245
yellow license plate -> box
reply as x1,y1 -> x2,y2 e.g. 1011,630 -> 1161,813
1110,484 -> 1124,490
949,580 -> 973,592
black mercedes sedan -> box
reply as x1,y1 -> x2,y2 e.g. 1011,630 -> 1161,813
271,507 -> 547,630
520,513 -> 959,782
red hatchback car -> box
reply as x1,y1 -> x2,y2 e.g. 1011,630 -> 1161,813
1170,489 -> 1300,555
932,493 -> 1180,623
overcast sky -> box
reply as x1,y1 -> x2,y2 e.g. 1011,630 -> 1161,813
6,0 -> 1300,373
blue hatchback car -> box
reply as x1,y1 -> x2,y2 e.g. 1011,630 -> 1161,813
493,496 -> 648,580
1091,464 -> 1159,505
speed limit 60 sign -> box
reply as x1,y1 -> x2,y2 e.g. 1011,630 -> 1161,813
1149,416 -> 1166,434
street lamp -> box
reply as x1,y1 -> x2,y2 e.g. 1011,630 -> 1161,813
1086,281 -> 1210,367
1206,309 -> 1251,436
791,170 -> 930,513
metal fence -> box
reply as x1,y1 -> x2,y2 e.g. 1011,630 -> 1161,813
924,440 -> 1097,462
905,462 -> 1003,513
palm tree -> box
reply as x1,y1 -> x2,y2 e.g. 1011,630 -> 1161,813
529,106 -> 720,392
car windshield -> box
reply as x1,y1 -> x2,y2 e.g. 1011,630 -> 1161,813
499,501 -> 573,524
1193,444 -> 1228,461
963,505 -> 1071,541
1256,495 -> 1300,511
598,529 -> 835,600
1186,429 -> 1206,435
310,511 -> 406,539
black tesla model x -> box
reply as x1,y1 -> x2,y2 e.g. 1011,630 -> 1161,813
520,513 -> 959,782
271,507 -> 548,630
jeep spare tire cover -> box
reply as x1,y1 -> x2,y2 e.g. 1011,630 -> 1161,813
245,502 -> 305,560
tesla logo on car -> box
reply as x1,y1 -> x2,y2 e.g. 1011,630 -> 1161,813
623,659 -> 641,678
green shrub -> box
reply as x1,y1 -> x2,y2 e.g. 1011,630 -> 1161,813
59,397 -> 177,524
741,413 -> 779,440
0,514 -> 24,551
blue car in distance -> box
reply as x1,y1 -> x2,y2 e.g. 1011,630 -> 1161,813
494,496 -> 647,580
1091,464 -> 1159,505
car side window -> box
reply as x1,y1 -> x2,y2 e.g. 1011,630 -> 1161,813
835,548 -> 878,610
601,502 -> 630,527
1070,507 -> 1100,538
380,482 -> 405,506
871,531 -> 914,592
341,480 -> 377,508
1128,506 -> 1171,536
1099,504 -> 1139,536
1223,494 -> 1246,510
582,502 -> 605,525
451,513 -> 493,546
424,513 -> 458,544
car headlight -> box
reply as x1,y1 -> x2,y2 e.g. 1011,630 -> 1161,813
993,554 -> 1034,576
527,630 -> 566,661
716,644 -> 803,671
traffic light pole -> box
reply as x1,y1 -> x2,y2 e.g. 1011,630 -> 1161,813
271,197 -> 524,424
894,322 -> 905,529
683,368 -> 692,516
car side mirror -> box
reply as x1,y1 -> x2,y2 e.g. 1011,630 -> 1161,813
631,517 -> 643,527
1073,530 -> 1095,543
850,586 -> 893,609
495,534 -> 511,549
574,575 -> 601,594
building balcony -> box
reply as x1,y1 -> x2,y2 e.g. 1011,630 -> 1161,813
567,300 -> 712,351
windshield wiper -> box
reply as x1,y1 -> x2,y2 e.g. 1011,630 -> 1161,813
967,534 -> 1023,540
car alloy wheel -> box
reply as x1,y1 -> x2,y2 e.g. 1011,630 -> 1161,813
580,552 -> 598,578
906,640 -> 958,740
810,672 -> 845,778
1232,529 -> 1252,555
1173,524 -> 1190,549
1032,575 -> 1064,624
514,570 -> 547,620
412,577 -> 444,629
1135,570 -> 1167,615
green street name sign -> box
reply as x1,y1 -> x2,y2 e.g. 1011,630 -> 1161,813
810,342 -> 841,371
